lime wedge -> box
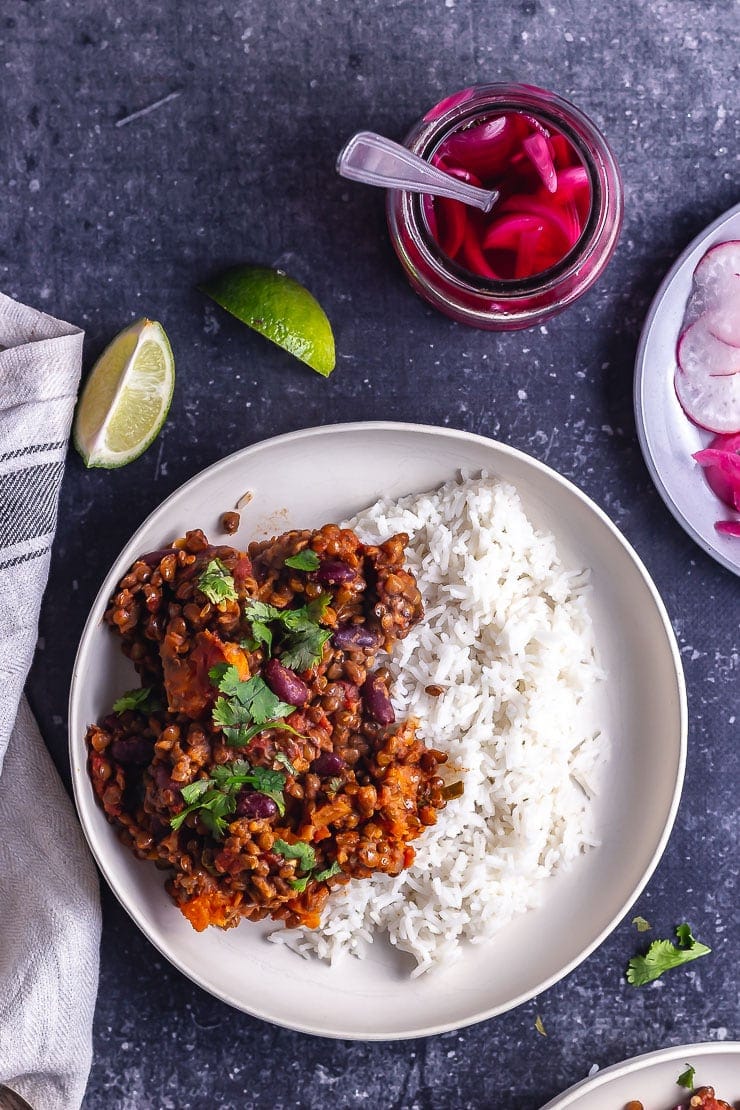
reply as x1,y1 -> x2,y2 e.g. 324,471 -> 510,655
73,319 -> 174,468
201,266 -> 335,377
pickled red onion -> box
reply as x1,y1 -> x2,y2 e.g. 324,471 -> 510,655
428,110 -> 591,281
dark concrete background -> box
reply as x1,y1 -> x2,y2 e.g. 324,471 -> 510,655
2,0 -> 738,1106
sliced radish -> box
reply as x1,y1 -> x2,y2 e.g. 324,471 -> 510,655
704,295 -> 740,347
678,318 -> 740,379
692,239 -> 740,300
674,362 -> 740,433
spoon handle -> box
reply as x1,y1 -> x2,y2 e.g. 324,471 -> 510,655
337,130 -> 499,213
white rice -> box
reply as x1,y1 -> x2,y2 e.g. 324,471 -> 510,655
269,473 -> 607,976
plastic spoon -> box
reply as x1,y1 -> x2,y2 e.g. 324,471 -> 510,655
336,130 -> 499,213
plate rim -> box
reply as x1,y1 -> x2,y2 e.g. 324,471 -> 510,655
633,200 -> 740,578
69,420 -> 688,1039
539,1039 -> 740,1108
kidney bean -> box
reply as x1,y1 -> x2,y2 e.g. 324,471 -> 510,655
362,673 -> 395,725
311,750 -> 346,776
317,560 -> 356,584
332,624 -> 380,651
236,790 -> 278,820
264,658 -> 309,705
110,736 -> 154,765
138,546 -> 178,567
152,762 -> 177,791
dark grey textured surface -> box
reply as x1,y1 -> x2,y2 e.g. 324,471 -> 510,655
3,0 -> 738,1107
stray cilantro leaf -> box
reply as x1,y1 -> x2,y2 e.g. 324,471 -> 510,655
326,776 -> 342,795
626,923 -> 711,986
280,625 -> 332,673
314,861 -> 342,883
198,559 -> 237,605
632,915 -> 652,933
534,1014 -> 547,1037
273,839 -> 316,873
288,876 -> 310,892
112,687 -> 159,714
240,636 -> 260,652
180,779 -> 212,804
274,751 -> 296,774
676,1064 -> 695,1090
284,549 -> 320,572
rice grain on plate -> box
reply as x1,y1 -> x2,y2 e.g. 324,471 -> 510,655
270,473 -> 606,975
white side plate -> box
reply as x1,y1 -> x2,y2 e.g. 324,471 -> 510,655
635,201 -> 740,576
69,422 -> 686,1039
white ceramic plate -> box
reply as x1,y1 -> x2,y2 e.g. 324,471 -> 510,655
540,1041 -> 740,1108
69,422 -> 687,1039
634,201 -> 740,577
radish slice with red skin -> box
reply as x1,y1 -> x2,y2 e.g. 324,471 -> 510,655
704,295 -> 740,347
692,239 -> 740,300
678,318 -> 740,379
715,519 -> 740,537
522,133 -> 558,193
674,360 -> 740,433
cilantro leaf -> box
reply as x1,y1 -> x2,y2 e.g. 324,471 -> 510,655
632,915 -> 652,933
170,788 -> 236,836
288,876 -> 310,892
112,687 -> 159,714
208,663 -> 248,698
280,625 -> 332,673
306,593 -> 332,621
180,779 -> 212,804
326,776 -> 342,795
676,1064 -> 695,1090
314,861 -> 342,883
275,751 -> 297,774
626,923 -> 711,986
273,839 -> 316,873
171,761 -> 287,835
198,559 -> 237,605
284,549 -> 320,572
235,675 -> 295,725
240,636 -> 261,652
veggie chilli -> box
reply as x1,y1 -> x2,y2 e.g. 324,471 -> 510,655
627,1088 -> 733,1110
85,525 -> 451,932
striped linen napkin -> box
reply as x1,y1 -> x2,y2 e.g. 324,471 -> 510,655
0,293 -> 100,1110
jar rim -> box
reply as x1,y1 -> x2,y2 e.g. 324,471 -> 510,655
400,83 -> 620,300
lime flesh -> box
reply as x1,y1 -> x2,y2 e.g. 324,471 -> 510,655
201,266 -> 335,377
73,319 -> 175,468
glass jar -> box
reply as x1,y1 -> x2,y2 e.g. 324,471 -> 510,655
386,83 -> 623,330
